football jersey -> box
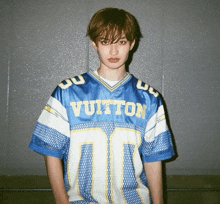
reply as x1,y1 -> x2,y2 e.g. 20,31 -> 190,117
29,70 -> 175,204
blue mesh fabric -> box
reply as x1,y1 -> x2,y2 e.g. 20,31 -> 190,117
142,130 -> 175,163
29,122 -> 70,158
123,144 -> 142,204
78,144 -> 98,203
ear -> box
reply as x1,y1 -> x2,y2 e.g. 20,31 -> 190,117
92,41 -> 98,51
130,40 -> 136,51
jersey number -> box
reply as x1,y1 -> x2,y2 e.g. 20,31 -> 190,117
136,80 -> 159,97
59,75 -> 85,89
67,128 -> 145,203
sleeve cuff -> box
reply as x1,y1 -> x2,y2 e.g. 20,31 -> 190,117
29,143 -> 63,159
142,150 -> 175,163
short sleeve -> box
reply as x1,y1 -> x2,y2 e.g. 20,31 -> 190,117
29,87 -> 70,159
142,96 -> 175,163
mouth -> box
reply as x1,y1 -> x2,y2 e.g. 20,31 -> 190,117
108,58 -> 120,63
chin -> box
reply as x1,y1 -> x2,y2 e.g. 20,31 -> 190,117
107,63 -> 125,69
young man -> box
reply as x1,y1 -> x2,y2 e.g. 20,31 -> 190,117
29,8 -> 175,204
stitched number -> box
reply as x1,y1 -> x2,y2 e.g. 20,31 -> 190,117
59,79 -> 72,89
67,128 -> 144,203
136,80 -> 149,91
71,75 -> 85,85
59,75 -> 85,89
136,80 -> 159,97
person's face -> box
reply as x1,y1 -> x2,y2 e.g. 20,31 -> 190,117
92,35 -> 135,71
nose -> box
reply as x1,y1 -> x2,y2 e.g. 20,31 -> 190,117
109,43 -> 119,55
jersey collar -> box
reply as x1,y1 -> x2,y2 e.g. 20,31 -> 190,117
88,70 -> 132,92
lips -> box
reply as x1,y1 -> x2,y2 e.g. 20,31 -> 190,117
108,58 -> 120,63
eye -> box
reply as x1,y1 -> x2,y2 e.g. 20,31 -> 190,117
119,40 -> 127,45
100,40 -> 109,45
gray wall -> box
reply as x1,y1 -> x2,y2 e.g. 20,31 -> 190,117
1,0 -> 219,176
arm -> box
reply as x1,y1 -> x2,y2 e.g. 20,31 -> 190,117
144,161 -> 164,204
44,156 -> 70,204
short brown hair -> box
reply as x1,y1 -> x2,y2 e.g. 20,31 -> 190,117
87,8 -> 142,44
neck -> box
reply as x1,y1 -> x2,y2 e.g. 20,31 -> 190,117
97,67 -> 127,81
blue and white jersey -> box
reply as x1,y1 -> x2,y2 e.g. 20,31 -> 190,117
29,70 -> 175,204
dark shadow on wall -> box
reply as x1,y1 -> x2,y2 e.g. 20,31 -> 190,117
160,93 -> 178,204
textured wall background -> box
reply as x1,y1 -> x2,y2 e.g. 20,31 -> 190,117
1,0 -> 220,175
